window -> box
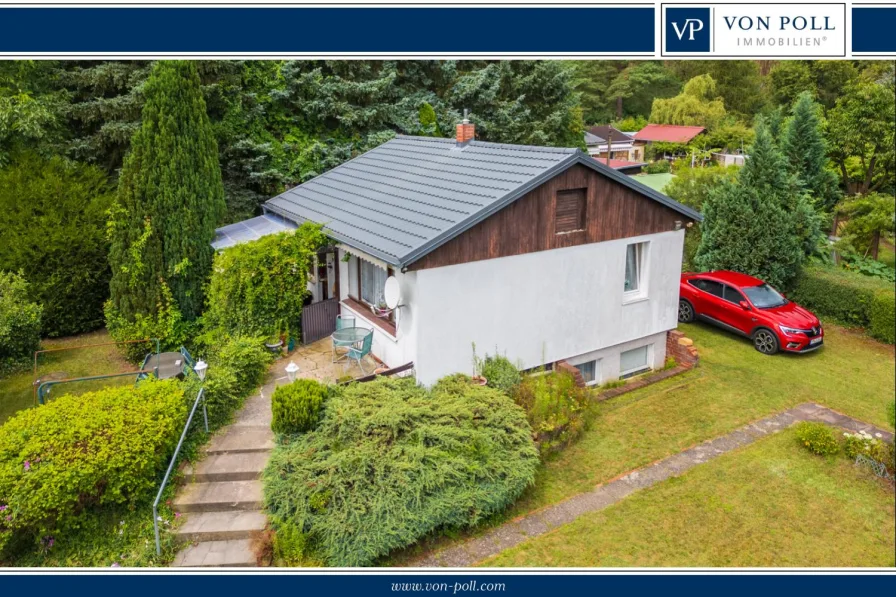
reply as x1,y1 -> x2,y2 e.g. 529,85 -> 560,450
624,242 -> 647,293
359,259 -> 388,305
722,285 -> 746,304
688,278 -> 723,298
575,360 -> 599,386
555,189 -> 586,233
742,284 -> 788,309
620,345 -> 650,378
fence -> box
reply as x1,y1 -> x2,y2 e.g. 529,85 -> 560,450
301,298 -> 339,344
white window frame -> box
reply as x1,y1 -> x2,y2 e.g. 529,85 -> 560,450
575,359 -> 601,386
623,240 -> 649,303
619,344 -> 653,378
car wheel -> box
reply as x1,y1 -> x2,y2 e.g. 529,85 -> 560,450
678,299 -> 695,323
752,328 -> 779,355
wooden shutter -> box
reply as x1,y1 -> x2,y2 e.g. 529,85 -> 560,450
555,189 -> 586,233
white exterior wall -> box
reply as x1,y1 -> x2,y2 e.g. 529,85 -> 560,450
337,249 -> 418,370
410,230 -> 685,386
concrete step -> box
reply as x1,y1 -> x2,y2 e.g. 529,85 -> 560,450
173,480 -> 263,513
184,452 -> 270,482
172,539 -> 256,567
204,426 -> 274,455
175,510 -> 267,543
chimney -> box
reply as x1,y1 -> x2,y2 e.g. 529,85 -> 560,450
456,109 -> 475,145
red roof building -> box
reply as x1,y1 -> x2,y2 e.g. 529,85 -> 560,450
633,124 -> 705,144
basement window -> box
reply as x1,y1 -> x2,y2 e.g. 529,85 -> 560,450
555,189 -> 587,234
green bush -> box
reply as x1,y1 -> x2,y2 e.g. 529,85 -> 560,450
843,430 -> 895,474
790,265 -> 895,344
0,154 -> 114,337
644,160 -> 671,174
870,290 -> 895,344
0,271 -> 42,372
0,380 -> 186,551
480,353 -> 522,395
513,371 -> 590,455
104,281 -> 192,363
793,422 -> 840,456
204,224 -> 327,339
272,517 -> 311,566
186,334 -> 273,430
263,376 -> 538,566
271,379 -> 329,434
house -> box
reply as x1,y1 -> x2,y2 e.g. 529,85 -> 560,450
216,119 -> 701,386
633,124 -> 705,160
585,126 -> 643,162
712,152 -> 748,167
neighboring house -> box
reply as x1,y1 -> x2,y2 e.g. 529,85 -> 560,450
585,126 -> 642,162
633,124 -> 706,159
215,120 -> 701,386
712,152 -> 748,167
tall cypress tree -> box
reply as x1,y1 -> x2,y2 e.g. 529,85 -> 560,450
108,61 -> 225,322
781,91 -> 841,211
695,122 -> 818,289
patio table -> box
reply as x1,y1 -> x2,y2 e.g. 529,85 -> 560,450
332,327 -> 372,362
145,352 -> 188,380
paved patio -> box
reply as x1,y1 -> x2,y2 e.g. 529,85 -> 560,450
272,336 -> 380,383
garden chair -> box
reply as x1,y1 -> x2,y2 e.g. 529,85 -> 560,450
332,315 -> 357,362
346,330 -> 374,375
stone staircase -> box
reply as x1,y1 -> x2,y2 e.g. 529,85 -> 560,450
171,382 -> 275,567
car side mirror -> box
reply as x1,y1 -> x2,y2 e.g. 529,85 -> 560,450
739,300 -> 752,311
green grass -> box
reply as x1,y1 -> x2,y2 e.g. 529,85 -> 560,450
633,173 -> 675,192
387,322 -> 894,565
482,429 -> 895,567
0,329 -> 137,425
878,240 -> 895,270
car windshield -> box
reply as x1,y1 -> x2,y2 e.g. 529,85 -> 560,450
742,284 -> 787,309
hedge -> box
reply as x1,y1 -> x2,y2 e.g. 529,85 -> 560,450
0,380 -> 186,551
263,376 -> 538,566
0,271 -> 42,372
790,265 -> 895,344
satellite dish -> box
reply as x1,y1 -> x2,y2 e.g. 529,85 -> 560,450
384,276 -> 401,309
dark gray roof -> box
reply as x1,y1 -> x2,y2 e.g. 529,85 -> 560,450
212,213 -> 297,250
584,131 -> 605,145
263,135 -> 701,268
588,125 -> 634,143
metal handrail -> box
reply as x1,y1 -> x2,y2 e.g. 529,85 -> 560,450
153,387 -> 209,555
36,370 -> 155,405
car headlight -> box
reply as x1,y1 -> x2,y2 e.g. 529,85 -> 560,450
779,325 -> 809,335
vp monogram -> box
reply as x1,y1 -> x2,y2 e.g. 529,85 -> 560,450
671,18 -> 705,41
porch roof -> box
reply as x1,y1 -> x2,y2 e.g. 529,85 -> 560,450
261,135 -> 701,268
211,213 -> 297,250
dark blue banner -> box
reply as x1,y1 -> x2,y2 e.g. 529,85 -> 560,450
852,6 -> 896,53
0,7 -> 654,54
1,573 -> 894,596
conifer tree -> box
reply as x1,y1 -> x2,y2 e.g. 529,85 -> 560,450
695,122 -> 819,289
107,61 -> 225,323
782,92 -> 841,211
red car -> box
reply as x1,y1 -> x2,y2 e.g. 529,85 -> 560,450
678,271 -> 823,355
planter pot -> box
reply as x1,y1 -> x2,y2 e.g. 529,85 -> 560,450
472,375 -> 488,386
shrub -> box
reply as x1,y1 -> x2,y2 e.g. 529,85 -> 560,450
263,376 -> 538,566
204,224 -> 327,339
104,281 -> 191,363
480,353 -> 522,395
0,153 -> 113,337
0,380 -> 186,551
271,379 -> 329,434
187,334 -> 273,430
790,265 -> 895,343
793,422 -> 840,456
0,271 -> 42,372
271,517 -> 311,566
644,160 -> 671,174
512,371 -> 590,455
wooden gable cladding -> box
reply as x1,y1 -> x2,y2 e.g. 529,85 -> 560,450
406,164 -> 688,271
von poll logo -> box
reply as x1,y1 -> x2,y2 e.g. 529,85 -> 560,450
666,7 -> 710,52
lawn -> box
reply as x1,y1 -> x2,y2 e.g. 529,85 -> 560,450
0,329 -> 138,425
632,172 -> 675,192
483,429 -> 896,567
389,322 -> 894,564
